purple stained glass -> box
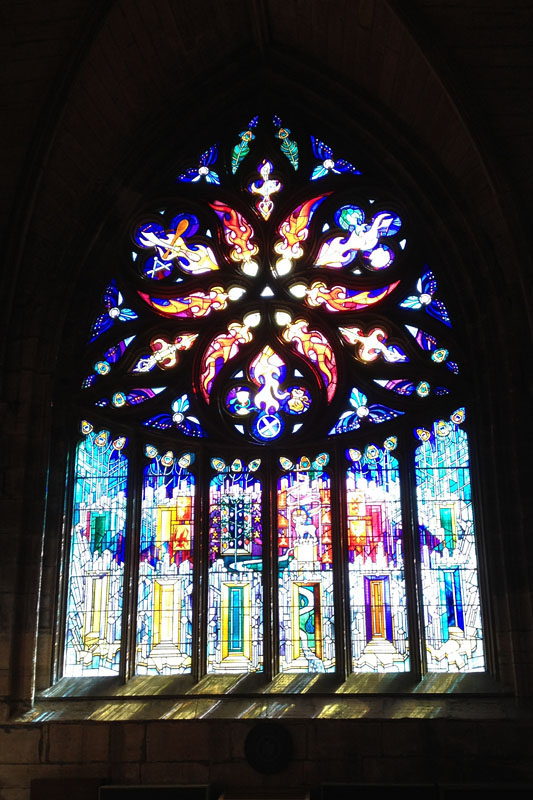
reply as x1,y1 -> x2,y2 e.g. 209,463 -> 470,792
415,418 -> 484,671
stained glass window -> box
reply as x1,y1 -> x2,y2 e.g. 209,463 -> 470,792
137,448 -> 195,675
61,115 -> 485,681
208,458 -> 263,673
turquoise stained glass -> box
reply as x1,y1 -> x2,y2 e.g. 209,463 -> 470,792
415,418 -> 484,671
64,424 -> 128,676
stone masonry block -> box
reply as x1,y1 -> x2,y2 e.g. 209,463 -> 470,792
146,722 -> 209,763
140,760 -> 209,786
47,723 -> 110,763
109,722 -> 145,763
0,726 -> 41,764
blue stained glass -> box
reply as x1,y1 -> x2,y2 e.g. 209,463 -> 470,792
415,420 -> 484,671
64,426 -> 128,676
400,270 -> 451,327
177,143 -> 220,185
89,280 -> 138,342
329,387 -> 404,434
310,136 -> 361,180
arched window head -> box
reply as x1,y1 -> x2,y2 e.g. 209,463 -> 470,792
62,114 -> 485,680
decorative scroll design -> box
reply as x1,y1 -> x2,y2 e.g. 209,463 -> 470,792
293,280 -> 400,312
273,194 -> 329,275
281,318 -> 337,402
200,316 -> 258,401
210,201 -> 259,276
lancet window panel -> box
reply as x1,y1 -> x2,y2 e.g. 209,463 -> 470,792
58,114 -> 486,682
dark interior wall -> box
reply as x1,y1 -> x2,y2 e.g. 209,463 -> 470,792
1,2 -> 532,798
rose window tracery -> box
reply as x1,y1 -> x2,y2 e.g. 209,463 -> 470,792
82,115 -> 457,446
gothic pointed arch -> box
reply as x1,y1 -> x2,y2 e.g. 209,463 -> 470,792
57,110 -> 485,682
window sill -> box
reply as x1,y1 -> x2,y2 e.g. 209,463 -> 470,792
19,672 -> 518,723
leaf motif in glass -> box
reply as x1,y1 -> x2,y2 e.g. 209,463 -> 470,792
231,116 -> 258,174
329,387 -> 404,434
273,115 -> 299,170
142,394 -> 207,438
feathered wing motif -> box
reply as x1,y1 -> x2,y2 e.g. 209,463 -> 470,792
400,269 -> 451,326
177,143 -> 220,184
143,395 -> 207,437
89,280 -> 138,342
329,387 -> 404,435
310,136 -> 361,180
